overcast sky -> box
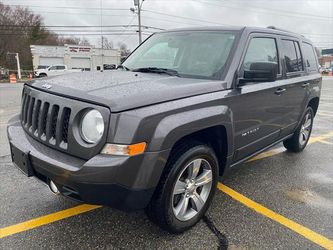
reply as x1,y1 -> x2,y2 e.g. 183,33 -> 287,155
2,0 -> 333,50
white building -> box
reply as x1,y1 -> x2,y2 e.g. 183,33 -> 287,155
30,44 -> 121,71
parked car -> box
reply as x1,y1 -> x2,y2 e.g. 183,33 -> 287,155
103,64 -> 117,70
319,67 -> 332,75
34,65 -> 82,77
7,26 -> 321,233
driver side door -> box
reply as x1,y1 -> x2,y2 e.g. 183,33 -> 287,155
231,34 -> 289,162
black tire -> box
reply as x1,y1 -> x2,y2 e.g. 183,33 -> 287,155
39,73 -> 47,77
283,107 -> 314,152
145,141 -> 218,233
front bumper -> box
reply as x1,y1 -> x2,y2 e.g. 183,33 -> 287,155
7,115 -> 170,211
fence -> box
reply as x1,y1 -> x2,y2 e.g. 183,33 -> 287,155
0,69 -> 33,81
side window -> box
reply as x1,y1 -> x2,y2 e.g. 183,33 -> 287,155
282,40 -> 303,73
302,42 -> 318,72
56,66 -> 65,70
243,37 -> 279,72
49,66 -> 56,70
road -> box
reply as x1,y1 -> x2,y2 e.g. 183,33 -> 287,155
0,78 -> 332,249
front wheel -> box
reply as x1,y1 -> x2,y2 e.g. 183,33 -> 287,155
145,142 -> 218,233
283,107 -> 314,152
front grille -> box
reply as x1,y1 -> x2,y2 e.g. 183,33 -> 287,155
61,108 -> 71,143
20,85 -> 110,160
21,92 -> 71,149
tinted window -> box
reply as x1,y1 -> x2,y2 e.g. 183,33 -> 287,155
302,43 -> 318,72
282,40 -> 303,72
243,37 -> 279,72
49,66 -> 56,70
56,66 -> 65,70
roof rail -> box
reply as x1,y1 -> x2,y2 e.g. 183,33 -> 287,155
267,26 -> 291,33
267,26 -> 305,37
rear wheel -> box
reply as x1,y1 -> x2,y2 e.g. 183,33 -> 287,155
145,142 -> 218,233
283,107 -> 314,152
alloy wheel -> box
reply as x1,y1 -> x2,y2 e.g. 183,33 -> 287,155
299,112 -> 312,146
172,158 -> 213,221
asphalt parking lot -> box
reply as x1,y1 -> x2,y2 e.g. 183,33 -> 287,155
1,78 -> 332,249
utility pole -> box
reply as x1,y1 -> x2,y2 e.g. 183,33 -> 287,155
131,0 -> 145,45
100,0 -> 104,71
137,1 -> 142,44
15,53 -> 21,79
7,52 -> 21,79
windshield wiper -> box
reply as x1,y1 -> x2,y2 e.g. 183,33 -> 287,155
117,64 -> 130,71
132,67 -> 179,76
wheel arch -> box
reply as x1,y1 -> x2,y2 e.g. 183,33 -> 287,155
307,97 -> 319,116
166,125 -> 229,176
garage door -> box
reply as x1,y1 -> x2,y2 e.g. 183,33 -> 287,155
71,57 -> 91,70
39,57 -> 64,66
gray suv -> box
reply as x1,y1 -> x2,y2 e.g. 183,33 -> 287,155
7,26 -> 321,233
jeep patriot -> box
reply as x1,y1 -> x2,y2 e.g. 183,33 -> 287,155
7,26 -> 321,233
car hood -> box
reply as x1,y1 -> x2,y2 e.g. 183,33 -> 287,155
29,70 -> 227,112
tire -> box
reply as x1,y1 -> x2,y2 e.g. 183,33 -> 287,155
39,73 -> 47,77
283,107 -> 314,152
145,141 -> 218,233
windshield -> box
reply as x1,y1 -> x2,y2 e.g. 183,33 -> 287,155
123,31 -> 237,79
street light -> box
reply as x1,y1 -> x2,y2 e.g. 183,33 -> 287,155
130,0 -> 145,44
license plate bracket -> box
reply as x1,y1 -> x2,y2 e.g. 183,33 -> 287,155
10,143 -> 33,177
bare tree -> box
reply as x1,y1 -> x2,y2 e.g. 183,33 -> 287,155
117,42 -> 131,62
57,36 -> 91,46
0,2 -> 90,70
99,36 -> 114,49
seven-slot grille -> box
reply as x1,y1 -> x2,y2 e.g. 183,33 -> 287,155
21,92 -> 71,149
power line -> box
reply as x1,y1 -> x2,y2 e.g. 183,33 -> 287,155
141,10 -> 333,38
118,15 -> 139,44
198,0 -> 333,20
10,1 -> 332,20
0,25 -> 164,30
0,33 -> 153,36
142,9 -> 231,26
5,4 -> 129,11
5,29 -> 150,33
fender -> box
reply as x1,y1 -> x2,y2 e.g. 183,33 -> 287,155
148,105 -> 234,156
295,75 -> 321,129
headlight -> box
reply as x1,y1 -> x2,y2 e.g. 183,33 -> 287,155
80,110 -> 104,143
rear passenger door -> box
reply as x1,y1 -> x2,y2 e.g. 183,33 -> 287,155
278,38 -> 309,137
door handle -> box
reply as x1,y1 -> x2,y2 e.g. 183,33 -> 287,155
302,82 -> 310,88
274,88 -> 286,95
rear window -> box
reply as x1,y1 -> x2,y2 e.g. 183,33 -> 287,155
302,42 -> 318,72
282,40 -> 303,73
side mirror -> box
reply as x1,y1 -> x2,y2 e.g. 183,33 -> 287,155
243,62 -> 278,82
